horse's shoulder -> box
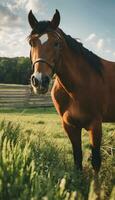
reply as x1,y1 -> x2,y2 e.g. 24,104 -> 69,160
51,78 -> 71,115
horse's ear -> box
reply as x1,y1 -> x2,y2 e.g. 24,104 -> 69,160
50,9 -> 60,29
28,10 -> 39,29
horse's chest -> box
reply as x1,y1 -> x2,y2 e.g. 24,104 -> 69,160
63,92 -> 103,129
51,82 -> 97,126
62,99 -> 90,126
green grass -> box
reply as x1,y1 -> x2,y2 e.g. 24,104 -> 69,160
0,108 -> 114,200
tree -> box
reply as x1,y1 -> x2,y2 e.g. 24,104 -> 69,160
0,57 -> 31,85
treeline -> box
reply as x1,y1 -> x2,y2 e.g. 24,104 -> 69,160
0,57 -> 32,85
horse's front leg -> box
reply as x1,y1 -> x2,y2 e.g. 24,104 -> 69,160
62,115 -> 82,170
89,118 -> 102,173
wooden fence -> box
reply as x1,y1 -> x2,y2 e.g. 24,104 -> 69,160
0,84 -> 53,108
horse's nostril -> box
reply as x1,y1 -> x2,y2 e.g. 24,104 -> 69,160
42,76 -> 50,87
46,76 -> 50,84
31,75 -> 39,87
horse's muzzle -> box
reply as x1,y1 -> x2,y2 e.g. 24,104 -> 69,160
31,74 -> 50,94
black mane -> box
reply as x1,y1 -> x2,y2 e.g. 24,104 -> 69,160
63,34 -> 103,75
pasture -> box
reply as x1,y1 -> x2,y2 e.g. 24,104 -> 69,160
0,107 -> 114,200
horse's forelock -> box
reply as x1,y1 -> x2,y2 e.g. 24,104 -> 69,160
28,21 -> 50,39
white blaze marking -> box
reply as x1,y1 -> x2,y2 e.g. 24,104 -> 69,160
33,72 -> 42,83
39,34 -> 48,45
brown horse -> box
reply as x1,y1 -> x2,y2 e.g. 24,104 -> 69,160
28,10 -> 115,173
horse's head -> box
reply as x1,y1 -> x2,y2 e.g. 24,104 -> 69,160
28,10 -> 62,94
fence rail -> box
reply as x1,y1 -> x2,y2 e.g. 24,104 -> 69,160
0,84 -> 53,108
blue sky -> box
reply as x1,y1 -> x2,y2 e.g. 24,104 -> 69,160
0,0 -> 115,61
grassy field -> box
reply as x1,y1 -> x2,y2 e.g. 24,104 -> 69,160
0,107 -> 114,200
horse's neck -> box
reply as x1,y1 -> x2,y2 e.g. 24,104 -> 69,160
56,48 -> 88,94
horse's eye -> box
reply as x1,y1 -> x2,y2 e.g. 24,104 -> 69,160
29,40 -> 37,47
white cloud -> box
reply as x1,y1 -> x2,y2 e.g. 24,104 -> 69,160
0,20 -> 29,57
85,33 -> 96,42
105,49 -> 111,53
0,4 -> 21,27
96,39 -> 104,50
25,0 -> 44,13
0,50 -> 6,57
84,33 -> 115,61
0,0 -> 47,57
6,0 -> 46,15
